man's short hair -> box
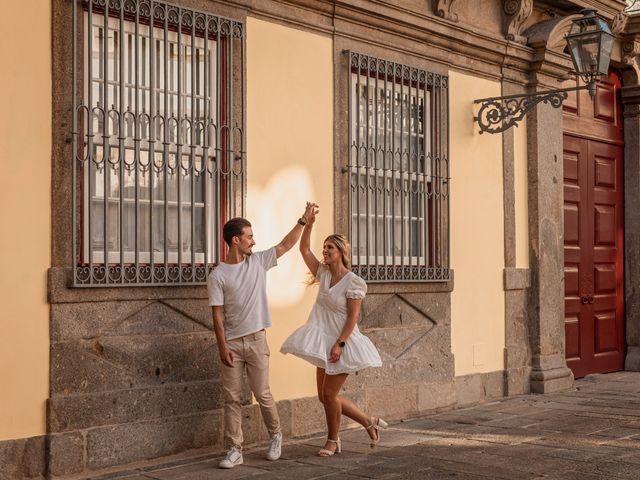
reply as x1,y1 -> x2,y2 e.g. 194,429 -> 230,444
223,217 -> 252,246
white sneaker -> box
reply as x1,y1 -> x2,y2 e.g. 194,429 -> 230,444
266,432 -> 282,461
219,447 -> 243,469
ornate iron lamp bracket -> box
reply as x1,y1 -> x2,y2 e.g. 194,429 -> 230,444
474,84 -> 589,134
473,8 -> 613,134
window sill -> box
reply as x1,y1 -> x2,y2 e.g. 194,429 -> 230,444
48,267 -> 208,304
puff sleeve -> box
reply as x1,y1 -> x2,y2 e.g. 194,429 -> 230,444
315,264 -> 329,282
346,274 -> 367,299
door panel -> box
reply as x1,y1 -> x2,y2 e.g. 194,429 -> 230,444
594,312 -> 617,353
591,139 -> 625,372
563,136 -> 589,376
563,135 -> 625,378
562,72 -> 624,144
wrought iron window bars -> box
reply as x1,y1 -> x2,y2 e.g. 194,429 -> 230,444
346,51 -> 450,282
71,0 -> 246,286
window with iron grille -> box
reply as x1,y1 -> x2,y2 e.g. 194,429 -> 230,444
348,52 -> 450,282
72,0 -> 245,286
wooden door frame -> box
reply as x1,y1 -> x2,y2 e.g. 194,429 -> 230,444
621,83 -> 640,372
562,69 -> 627,377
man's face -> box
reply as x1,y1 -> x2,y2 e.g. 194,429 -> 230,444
234,226 -> 255,255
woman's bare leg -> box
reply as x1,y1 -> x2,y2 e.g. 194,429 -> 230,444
319,371 -> 347,452
316,369 -> 378,450
337,395 -> 378,441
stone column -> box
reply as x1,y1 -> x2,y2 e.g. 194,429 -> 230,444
520,14 -> 581,393
622,86 -> 640,371
526,96 -> 574,393
501,80 -> 532,396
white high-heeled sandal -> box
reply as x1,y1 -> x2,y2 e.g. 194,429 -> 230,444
366,417 -> 388,448
317,438 -> 341,457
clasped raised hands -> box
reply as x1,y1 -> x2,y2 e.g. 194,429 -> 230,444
302,201 -> 319,225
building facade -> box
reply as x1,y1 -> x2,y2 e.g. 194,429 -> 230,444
2,0 -> 640,478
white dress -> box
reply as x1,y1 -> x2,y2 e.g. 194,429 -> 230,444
280,265 -> 382,375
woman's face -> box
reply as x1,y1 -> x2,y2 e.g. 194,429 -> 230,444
322,240 -> 342,266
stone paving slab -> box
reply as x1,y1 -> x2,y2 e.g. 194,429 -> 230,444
617,452 -> 640,465
575,460 -> 640,480
83,372 -> 640,480
389,469 -> 499,480
345,455 -> 442,479
410,457 -> 536,480
540,471 -> 611,480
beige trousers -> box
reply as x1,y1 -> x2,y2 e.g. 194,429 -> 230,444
221,329 -> 280,449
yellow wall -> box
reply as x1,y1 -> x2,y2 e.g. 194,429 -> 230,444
0,1 -> 51,440
449,71 -> 505,376
246,17 -> 333,400
514,121 -> 529,268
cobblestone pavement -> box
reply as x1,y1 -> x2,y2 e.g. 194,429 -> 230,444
88,372 -> 640,480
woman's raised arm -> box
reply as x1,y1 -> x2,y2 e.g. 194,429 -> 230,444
300,205 -> 320,276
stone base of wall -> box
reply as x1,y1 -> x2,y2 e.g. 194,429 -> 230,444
455,370 -> 508,408
42,367 -> 534,478
625,346 -> 640,371
530,367 -> 575,394
43,394 -> 323,479
0,435 -> 46,480
530,353 -> 575,394
505,365 -> 532,396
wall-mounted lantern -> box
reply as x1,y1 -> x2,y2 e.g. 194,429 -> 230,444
474,9 -> 614,134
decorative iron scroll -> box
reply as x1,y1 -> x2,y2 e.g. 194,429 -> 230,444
349,53 -> 442,88
474,83 -> 594,134
75,264 -> 210,285
351,266 -> 451,283
475,90 -> 569,134
82,0 -> 245,37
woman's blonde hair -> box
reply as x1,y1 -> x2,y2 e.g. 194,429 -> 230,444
306,234 -> 351,285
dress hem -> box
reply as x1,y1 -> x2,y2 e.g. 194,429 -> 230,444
280,349 -> 382,375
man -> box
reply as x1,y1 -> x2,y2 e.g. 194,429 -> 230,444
208,203 -> 317,469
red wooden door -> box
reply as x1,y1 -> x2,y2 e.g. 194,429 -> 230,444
563,71 -> 625,378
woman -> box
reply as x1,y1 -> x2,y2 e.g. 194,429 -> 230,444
280,207 -> 386,457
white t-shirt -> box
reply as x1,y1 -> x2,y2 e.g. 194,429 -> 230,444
207,247 -> 278,341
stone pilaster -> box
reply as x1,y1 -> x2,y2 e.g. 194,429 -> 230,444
521,13 -> 579,394
526,96 -> 574,394
504,268 -> 531,394
621,86 -> 640,372
501,80 -> 532,395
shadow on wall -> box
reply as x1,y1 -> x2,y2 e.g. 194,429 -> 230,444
247,165 -> 315,309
